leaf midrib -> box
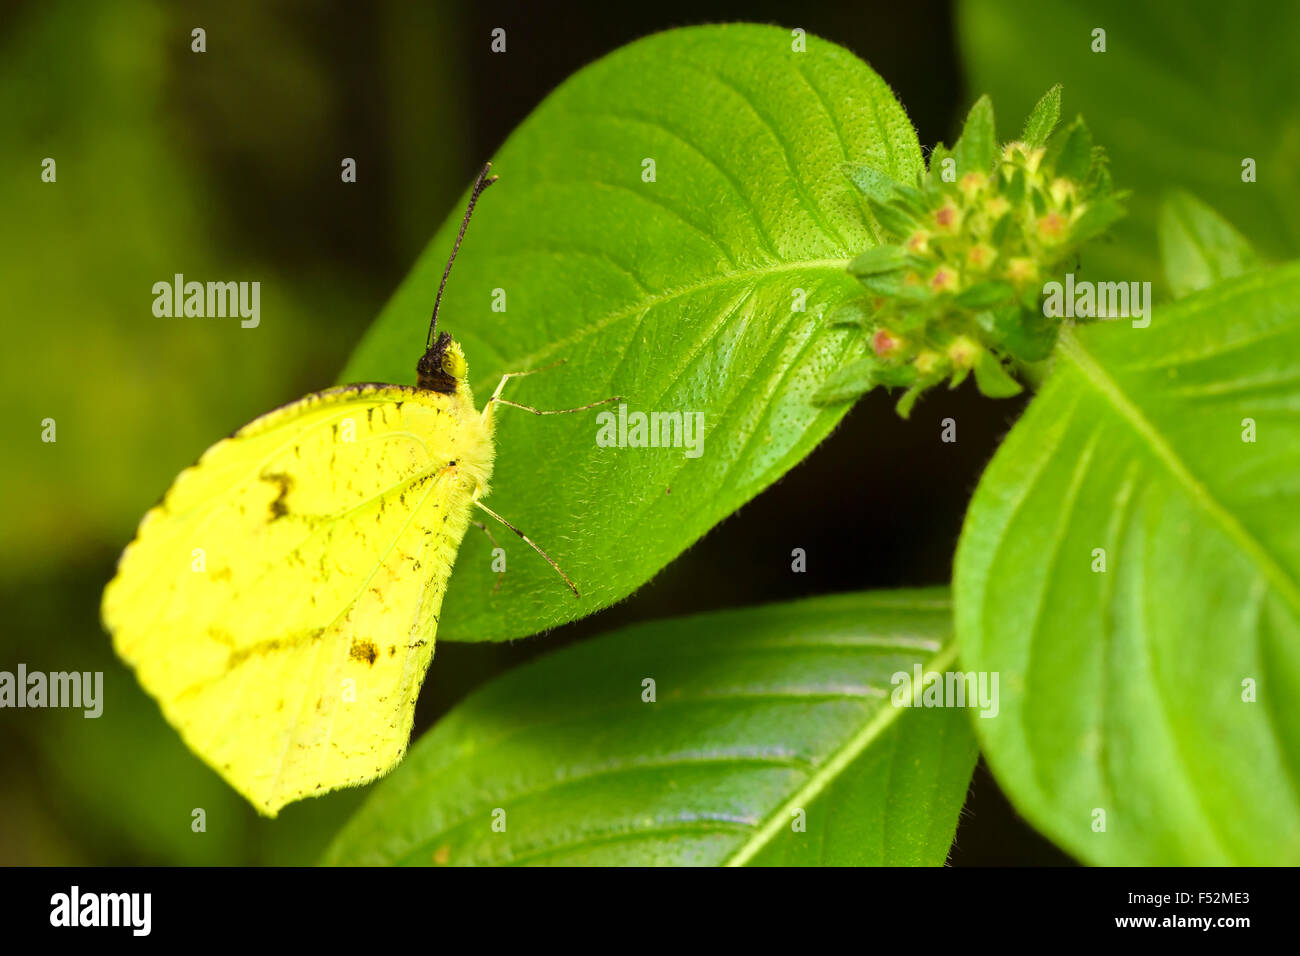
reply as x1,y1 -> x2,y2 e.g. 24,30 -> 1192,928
1059,326 -> 1300,618
723,639 -> 960,866
468,256 -> 851,392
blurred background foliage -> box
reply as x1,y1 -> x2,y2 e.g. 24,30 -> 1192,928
1,0 -> 1291,865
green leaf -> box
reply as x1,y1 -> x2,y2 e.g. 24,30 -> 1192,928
1004,165 -> 1027,203
927,142 -> 953,188
1083,146 -> 1113,200
890,181 -> 929,215
958,0 -> 1300,291
858,269 -> 931,302
341,25 -> 922,641
980,304 -> 1058,363
812,355 -> 916,404
1021,84 -> 1062,149
955,279 -> 1015,309
826,299 -> 878,329
812,357 -> 881,404
323,590 -> 978,866
952,94 -> 996,178
826,300 -> 873,327
867,196 -> 921,238
1043,115 -> 1091,183
1070,194 -> 1128,245
895,375 -> 943,418
841,161 -> 900,203
955,263 -> 1300,864
971,350 -> 1023,397
1158,190 -> 1261,297
848,245 -> 908,276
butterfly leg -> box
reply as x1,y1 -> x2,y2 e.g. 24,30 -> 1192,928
472,491 -> 580,598
481,358 -> 621,424
469,520 -> 505,592
473,360 -> 617,597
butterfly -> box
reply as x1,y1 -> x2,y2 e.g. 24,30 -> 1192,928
102,163 -> 613,816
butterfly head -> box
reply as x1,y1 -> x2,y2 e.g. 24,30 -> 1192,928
417,332 -> 468,394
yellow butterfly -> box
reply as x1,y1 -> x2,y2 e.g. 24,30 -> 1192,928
102,164 -> 610,816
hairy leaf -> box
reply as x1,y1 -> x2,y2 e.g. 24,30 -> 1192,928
952,94 -> 996,178
955,263 -> 1300,864
1158,190 -> 1260,298
1021,84 -> 1062,149
324,590 -> 978,866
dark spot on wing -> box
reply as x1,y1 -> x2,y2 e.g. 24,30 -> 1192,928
260,470 -> 295,520
350,639 -> 379,666
225,627 -> 323,670
229,637 -> 283,667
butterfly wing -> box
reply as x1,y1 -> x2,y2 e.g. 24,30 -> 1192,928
102,383 -> 493,815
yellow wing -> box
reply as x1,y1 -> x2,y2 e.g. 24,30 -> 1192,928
102,383 -> 493,815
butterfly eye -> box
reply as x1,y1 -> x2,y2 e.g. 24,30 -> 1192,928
441,342 -> 468,381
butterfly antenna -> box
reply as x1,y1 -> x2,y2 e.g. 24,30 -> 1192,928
426,162 -> 499,350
